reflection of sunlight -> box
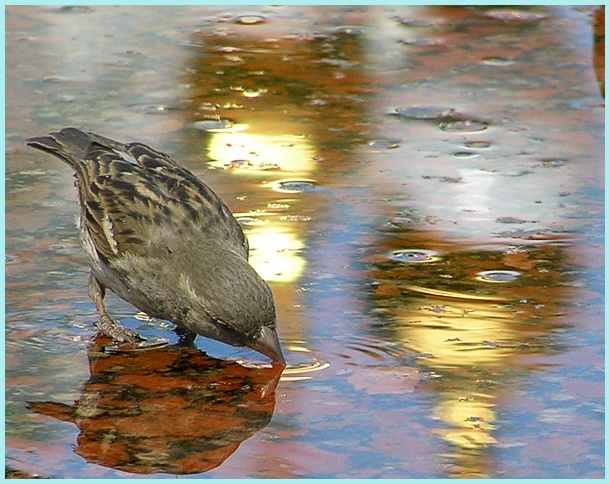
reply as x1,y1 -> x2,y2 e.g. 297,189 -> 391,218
246,225 -> 305,283
207,131 -> 317,175
387,294 -> 519,458
454,168 -> 495,215
435,396 -> 498,450
392,296 -> 517,368
206,128 -> 318,283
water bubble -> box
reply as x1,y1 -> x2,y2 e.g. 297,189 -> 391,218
243,89 -> 266,98
387,249 -> 441,263
364,139 -> 399,150
397,17 -> 442,28
439,118 -> 488,133
453,151 -> 479,159
484,9 -> 545,22
399,38 -> 445,47
465,141 -> 492,149
269,179 -> 321,193
194,119 -> 233,131
43,76 -> 73,84
496,216 -> 531,224
235,15 -> 266,25
541,158 -> 566,168
334,26 -> 365,35
382,216 -> 416,232
396,106 -> 453,120
476,270 -> 521,283
57,5 -> 93,13
481,57 -> 515,66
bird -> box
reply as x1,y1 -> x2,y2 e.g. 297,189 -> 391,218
26,127 -> 285,364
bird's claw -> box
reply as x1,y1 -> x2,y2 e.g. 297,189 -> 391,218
95,315 -> 142,343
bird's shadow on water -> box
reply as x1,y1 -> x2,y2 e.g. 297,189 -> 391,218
27,335 -> 283,476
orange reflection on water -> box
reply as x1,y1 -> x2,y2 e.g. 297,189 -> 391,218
28,336 -> 283,475
372,235 -> 574,477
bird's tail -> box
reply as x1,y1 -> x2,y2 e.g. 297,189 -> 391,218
26,127 -> 95,168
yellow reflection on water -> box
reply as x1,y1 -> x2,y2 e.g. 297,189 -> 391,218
207,131 -> 317,175
377,282 -> 527,475
246,224 -> 305,283
205,127 -> 318,283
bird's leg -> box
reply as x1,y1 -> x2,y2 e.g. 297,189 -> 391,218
87,274 -> 142,343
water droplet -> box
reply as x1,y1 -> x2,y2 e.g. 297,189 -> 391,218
465,141 -> 492,149
396,106 -> 453,120
476,270 -> 521,283
496,216 -> 531,224
397,17 -> 442,28
439,118 -> 488,133
235,15 -> 266,25
57,5 -> 93,14
399,37 -> 445,47
454,151 -> 479,159
194,119 -> 233,131
541,158 -> 566,168
481,57 -> 515,66
269,179 -> 321,193
485,9 -> 545,22
387,249 -> 441,263
334,26 -> 365,35
365,139 -> 399,150
382,216 -> 416,232
243,89 -> 266,98
43,76 -> 73,83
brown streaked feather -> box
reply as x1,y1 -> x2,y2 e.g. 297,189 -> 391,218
26,127 -> 249,263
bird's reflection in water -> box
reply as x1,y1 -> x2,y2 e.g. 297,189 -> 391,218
28,335 -> 283,475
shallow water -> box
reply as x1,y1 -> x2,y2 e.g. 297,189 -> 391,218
6,5 -> 604,479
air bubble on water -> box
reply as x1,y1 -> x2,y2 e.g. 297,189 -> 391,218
541,158 -> 566,168
465,141 -> 492,149
475,270 -> 521,283
454,151 -> 479,159
481,57 -> 515,66
194,119 -> 233,131
396,106 -> 454,120
365,139 -> 400,150
387,249 -> 441,263
235,15 -> 266,25
484,9 -> 546,22
268,179 -> 321,194
439,118 -> 488,133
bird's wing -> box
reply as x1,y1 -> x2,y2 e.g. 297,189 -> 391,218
27,128 -> 250,263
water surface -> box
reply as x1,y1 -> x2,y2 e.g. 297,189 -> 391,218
6,5 -> 604,479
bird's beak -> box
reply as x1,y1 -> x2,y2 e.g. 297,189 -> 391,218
249,326 -> 286,365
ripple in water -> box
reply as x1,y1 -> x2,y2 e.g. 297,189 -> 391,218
269,179 -> 321,193
194,119 -> 234,131
465,141 -> 492,149
396,106 -> 453,120
454,151 -> 479,159
234,15 -> 266,25
439,118 -> 488,133
475,270 -> 521,283
280,344 -> 330,381
481,56 -> 515,66
364,139 -> 399,150
387,249 -> 441,263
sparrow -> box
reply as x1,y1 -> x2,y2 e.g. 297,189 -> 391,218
26,127 -> 285,364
